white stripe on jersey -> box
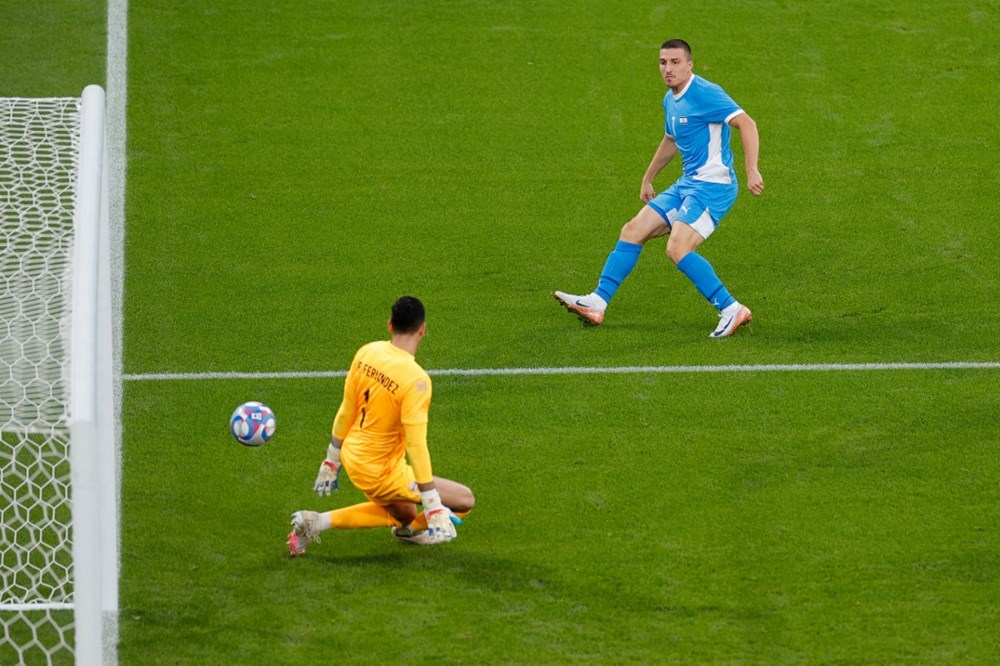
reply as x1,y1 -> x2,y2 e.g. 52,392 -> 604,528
693,122 -> 732,184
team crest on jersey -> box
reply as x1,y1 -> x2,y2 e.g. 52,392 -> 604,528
679,117 -> 688,124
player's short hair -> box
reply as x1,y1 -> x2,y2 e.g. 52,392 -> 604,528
661,39 -> 692,59
390,296 -> 425,334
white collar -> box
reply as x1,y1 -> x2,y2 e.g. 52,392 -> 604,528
673,74 -> 697,101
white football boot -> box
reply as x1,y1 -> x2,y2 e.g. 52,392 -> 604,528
710,303 -> 753,338
553,291 -> 606,326
287,510 -> 321,557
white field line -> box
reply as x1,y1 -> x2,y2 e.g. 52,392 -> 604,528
123,361 -> 1000,382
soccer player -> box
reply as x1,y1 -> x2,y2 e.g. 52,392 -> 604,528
288,296 -> 474,555
554,39 -> 764,338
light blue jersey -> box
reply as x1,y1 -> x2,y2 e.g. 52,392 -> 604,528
663,74 -> 744,185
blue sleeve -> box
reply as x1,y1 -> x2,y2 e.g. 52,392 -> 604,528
699,82 -> 742,123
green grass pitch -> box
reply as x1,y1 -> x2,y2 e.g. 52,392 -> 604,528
4,1 -> 1000,663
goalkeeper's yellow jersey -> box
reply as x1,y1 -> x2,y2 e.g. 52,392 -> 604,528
331,340 -> 434,484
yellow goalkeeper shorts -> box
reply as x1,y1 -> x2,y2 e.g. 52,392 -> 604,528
346,456 -> 420,506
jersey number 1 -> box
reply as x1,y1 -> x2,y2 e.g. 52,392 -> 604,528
359,388 -> 371,428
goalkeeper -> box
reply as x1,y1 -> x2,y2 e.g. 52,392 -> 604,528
288,296 -> 474,555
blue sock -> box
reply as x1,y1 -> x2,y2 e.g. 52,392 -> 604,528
595,241 -> 643,303
676,252 -> 735,311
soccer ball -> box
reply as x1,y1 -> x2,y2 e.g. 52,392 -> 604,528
230,401 -> 276,446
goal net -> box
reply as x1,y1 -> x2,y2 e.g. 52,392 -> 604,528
1,87 -> 117,665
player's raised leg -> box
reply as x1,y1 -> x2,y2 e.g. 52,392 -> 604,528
554,207 -> 668,325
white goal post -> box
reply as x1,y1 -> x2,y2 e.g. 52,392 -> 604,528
1,85 -> 118,665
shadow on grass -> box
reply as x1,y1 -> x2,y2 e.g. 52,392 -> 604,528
305,546 -> 559,594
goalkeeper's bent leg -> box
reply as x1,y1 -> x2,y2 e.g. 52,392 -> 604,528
327,502 -> 404,529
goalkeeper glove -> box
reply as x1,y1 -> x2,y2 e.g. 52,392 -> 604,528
314,442 -> 343,496
314,460 -> 340,496
420,489 -> 457,544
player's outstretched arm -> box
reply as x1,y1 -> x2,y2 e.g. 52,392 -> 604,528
314,439 -> 343,496
730,113 -> 764,196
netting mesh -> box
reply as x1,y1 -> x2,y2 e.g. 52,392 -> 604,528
1,97 -> 79,665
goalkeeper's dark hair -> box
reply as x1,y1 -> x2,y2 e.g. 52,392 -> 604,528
661,39 -> 692,58
390,296 -> 425,334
